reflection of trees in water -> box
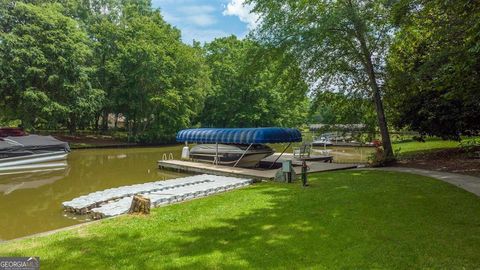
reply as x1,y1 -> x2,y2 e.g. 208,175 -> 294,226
0,166 -> 70,195
0,147 -> 188,240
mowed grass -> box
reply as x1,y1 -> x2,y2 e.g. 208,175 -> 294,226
1,170 -> 480,269
393,138 -> 461,154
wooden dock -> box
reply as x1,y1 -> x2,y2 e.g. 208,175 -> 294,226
158,156 -> 358,181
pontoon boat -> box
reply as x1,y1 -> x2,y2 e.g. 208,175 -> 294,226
0,129 -> 70,173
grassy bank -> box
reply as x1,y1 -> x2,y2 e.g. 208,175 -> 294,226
393,138 -> 460,154
1,170 -> 479,269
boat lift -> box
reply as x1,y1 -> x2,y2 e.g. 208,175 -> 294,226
176,127 -> 303,168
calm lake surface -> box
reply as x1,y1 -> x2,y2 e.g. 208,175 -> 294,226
0,144 -> 373,240
0,146 -> 189,240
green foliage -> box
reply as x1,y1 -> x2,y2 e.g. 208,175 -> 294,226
459,138 -> 480,154
386,0 -> 480,139
201,36 -> 308,128
367,147 -> 387,167
108,5 -> 210,141
1,0 -> 311,141
0,2 -> 103,132
310,91 -> 376,133
246,0 -> 396,159
0,0 -> 210,141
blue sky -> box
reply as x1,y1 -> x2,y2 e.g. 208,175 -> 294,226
151,0 -> 259,44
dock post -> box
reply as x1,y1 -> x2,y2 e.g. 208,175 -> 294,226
302,160 -> 308,187
215,142 -> 219,165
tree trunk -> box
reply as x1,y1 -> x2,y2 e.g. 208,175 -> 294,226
132,112 -> 137,137
94,113 -> 100,131
128,195 -> 150,215
354,28 -> 394,161
101,110 -> 109,132
68,113 -> 77,135
371,82 -> 394,161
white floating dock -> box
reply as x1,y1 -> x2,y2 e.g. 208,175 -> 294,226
62,174 -> 252,219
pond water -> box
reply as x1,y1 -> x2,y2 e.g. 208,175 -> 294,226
0,146 -> 188,240
272,144 -> 374,164
0,144 -> 373,240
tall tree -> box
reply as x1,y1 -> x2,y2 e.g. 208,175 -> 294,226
64,0 -> 123,130
110,3 -> 210,141
201,36 -> 309,128
247,0 -> 396,161
386,0 -> 480,139
0,2 -> 104,132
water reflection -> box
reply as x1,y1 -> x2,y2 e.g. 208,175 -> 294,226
0,146 -> 188,240
0,167 -> 70,195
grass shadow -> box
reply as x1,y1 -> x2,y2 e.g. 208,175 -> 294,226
2,170 -> 480,269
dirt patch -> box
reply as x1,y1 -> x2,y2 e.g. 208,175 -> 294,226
395,147 -> 480,177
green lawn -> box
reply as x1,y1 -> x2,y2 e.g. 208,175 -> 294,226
393,138 -> 461,154
1,170 -> 480,269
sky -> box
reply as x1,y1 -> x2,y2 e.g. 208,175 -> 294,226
151,0 -> 259,44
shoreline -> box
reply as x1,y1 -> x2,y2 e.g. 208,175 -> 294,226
69,142 -> 181,150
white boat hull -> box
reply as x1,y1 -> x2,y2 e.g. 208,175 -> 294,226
0,151 -> 68,172
190,144 -> 274,168
193,152 -> 272,168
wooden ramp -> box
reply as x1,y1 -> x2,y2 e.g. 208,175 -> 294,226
158,159 -> 357,180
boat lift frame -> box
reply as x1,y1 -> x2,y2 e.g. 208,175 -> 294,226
212,142 -> 292,169
232,143 -> 253,167
268,142 -> 291,169
177,128 -> 302,168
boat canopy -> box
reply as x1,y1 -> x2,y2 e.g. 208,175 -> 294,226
176,127 -> 302,144
0,135 -> 70,153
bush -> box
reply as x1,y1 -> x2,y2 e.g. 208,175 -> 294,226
368,147 -> 386,167
132,131 -> 177,145
459,138 -> 480,156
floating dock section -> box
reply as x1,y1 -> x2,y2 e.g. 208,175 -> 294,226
62,174 -> 252,219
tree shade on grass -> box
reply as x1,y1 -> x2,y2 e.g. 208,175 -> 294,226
1,170 -> 479,269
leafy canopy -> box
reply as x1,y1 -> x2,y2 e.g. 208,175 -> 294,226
201,36 -> 309,128
0,2 -> 104,131
386,0 -> 480,139
246,0 -> 398,159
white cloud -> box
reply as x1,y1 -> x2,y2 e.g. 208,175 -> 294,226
177,5 -> 216,14
223,0 -> 260,30
187,14 -> 217,27
162,11 -> 180,24
181,28 -> 230,44
153,1 -> 251,44
169,5 -> 218,27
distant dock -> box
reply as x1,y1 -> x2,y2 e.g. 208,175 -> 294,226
158,153 -> 358,181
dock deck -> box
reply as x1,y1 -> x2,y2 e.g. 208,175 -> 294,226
158,154 -> 357,180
